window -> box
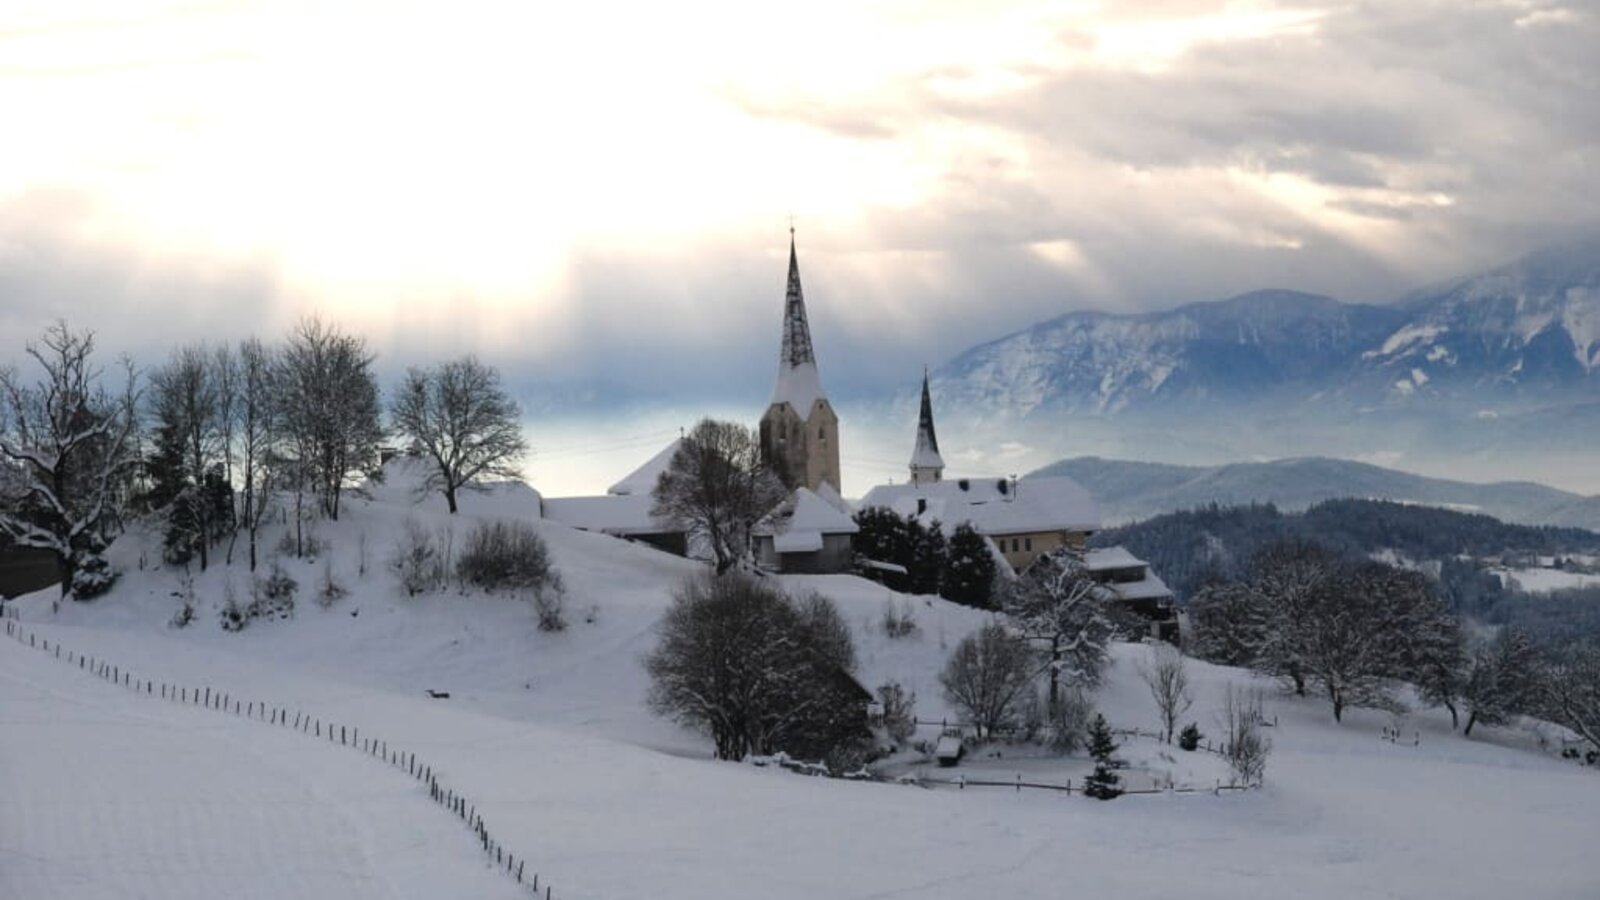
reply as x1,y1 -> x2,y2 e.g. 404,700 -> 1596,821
818,426 -> 825,440
1024,537 -> 1032,552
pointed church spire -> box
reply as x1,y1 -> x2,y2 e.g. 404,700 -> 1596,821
780,230 -> 816,368
910,368 -> 945,485
770,229 -> 824,416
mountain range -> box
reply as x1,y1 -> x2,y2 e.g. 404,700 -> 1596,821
910,237 -> 1600,491
931,237 -> 1600,418
1034,455 -> 1600,531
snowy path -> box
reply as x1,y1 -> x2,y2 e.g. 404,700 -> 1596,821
0,638 -> 525,900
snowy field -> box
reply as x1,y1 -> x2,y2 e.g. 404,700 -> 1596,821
5,463 -> 1599,899
1495,566 -> 1600,594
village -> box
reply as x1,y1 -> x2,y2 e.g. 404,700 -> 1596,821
535,232 -> 1180,646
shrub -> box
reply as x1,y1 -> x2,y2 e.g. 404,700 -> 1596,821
532,583 -> 567,632
317,558 -> 346,608
170,573 -> 198,629
1047,687 -> 1096,755
393,518 -> 448,596
881,598 -> 918,639
877,681 -> 917,746
1220,685 -> 1271,785
456,520 -> 558,593
1178,722 -> 1203,751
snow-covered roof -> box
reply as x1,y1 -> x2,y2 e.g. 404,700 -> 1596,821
813,481 -> 852,515
857,475 -> 1100,536
1085,546 -> 1143,572
541,494 -> 673,536
771,362 -> 826,420
754,487 -> 859,550
606,439 -> 681,496
1109,571 -> 1173,602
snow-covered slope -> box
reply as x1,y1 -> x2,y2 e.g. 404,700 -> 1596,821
5,461 -> 1599,899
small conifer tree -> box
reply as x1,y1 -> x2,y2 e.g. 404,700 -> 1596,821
1084,714 -> 1122,800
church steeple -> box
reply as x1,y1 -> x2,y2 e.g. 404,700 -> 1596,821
760,229 -> 841,494
779,231 -> 816,370
769,229 -> 825,418
909,368 -> 944,485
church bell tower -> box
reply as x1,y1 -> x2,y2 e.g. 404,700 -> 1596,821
759,230 -> 842,495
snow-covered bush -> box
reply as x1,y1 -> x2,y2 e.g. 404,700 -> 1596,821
1220,684 -> 1271,786
532,583 -> 566,632
220,580 -> 247,632
877,681 -> 917,745
392,518 -> 448,596
316,558 -> 346,608
881,598 -> 918,639
1046,686 -> 1096,755
170,573 -> 198,629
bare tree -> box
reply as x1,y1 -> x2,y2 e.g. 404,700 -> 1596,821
275,317 -> 383,522
234,338 -> 277,571
1219,684 -> 1271,786
940,622 -> 1036,740
1461,629 -> 1540,736
651,418 -> 786,575
1001,547 -> 1122,709
646,573 -> 868,760
0,322 -> 140,599
1539,640 -> 1600,755
1140,644 -> 1194,744
149,346 -> 225,571
390,356 -> 527,514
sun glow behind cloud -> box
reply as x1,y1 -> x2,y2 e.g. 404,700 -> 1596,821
2,0 -> 1596,412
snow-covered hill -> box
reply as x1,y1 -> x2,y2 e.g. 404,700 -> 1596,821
1036,455 -> 1600,529
4,461 -> 1598,899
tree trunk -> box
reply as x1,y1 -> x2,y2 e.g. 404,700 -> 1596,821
1446,700 -> 1459,730
445,486 -> 458,514
1464,711 -> 1478,736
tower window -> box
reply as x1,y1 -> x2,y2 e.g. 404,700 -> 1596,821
818,427 -> 825,440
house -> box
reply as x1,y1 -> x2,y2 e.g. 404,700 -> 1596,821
1086,545 -> 1179,642
753,486 -> 858,574
540,440 -> 689,556
857,372 -> 1102,572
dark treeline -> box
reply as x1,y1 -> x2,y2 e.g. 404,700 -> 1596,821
1099,499 -> 1600,646
1096,499 -> 1600,600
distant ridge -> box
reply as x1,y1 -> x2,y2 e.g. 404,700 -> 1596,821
1031,455 -> 1600,530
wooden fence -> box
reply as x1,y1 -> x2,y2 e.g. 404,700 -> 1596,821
0,607 -> 560,899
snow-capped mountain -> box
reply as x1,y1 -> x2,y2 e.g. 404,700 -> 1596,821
1358,239 -> 1600,401
928,239 -> 1600,420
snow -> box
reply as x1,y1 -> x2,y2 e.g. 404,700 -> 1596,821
1368,322 -> 1445,358
1085,545 -> 1143,571
4,468 -> 1599,900
605,439 -> 681,496
859,474 -> 1101,535
1495,566 -> 1600,593
540,492 -> 663,535
770,359 -> 825,420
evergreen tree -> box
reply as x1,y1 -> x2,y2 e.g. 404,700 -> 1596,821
906,516 -> 947,595
851,506 -> 909,590
1084,714 -> 1122,800
941,523 -> 997,609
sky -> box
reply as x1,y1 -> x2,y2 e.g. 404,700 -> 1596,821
2,0 -> 1598,491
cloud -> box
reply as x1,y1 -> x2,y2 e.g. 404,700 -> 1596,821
1,0 -> 1597,410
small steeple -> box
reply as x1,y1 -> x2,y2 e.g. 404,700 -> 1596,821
909,368 -> 945,485
770,228 -> 824,417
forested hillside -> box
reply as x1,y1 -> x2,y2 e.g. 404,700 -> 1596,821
1095,499 -> 1600,643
